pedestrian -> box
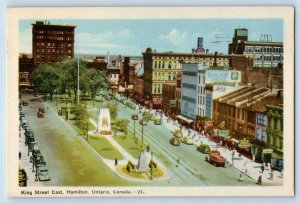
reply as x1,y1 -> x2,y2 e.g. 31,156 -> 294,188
19,152 -> 21,160
239,173 -> 244,182
280,169 -> 284,178
269,170 -> 273,180
257,175 -> 262,185
115,158 -> 118,166
252,154 -> 255,162
176,158 -> 180,167
261,164 -> 265,173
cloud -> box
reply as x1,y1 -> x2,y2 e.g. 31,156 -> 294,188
159,29 -> 188,45
210,28 -> 229,40
116,29 -> 134,38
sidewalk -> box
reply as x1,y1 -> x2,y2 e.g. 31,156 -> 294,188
160,114 -> 283,186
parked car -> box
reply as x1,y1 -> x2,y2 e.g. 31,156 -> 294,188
38,107 -> 45,113
154,118 -> 161,125
197,144 -> 211,154
170,137 -> 180,146
22,101 -> 28,106
38,166 -> 51,181
37,111 -> 44,118
206,150 -> 226,167
19,168 -> 28,187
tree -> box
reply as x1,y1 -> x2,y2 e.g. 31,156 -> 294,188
57,59 -> 87,103
72,104 -> 89,131
114,118 -> 129,134
83,68 -> 110,100
104,102 -> 118,120
32,64 -> 59,100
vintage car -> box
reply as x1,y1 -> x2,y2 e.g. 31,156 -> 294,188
181,137 -> 194,145
22,101 -> 28,106
38,107 -> 45,113
37,111 -> 44,118
206,150 -> 226,167
197,144 -> 211,154
170,137 -> 180,146
38,166 -> 51,181
154,118 -> 161,125
19,168 -> 28,187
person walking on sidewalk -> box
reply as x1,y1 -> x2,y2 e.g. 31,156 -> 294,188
261,164 -> 265,173
257,175 -> 262,185
269,170 -> 274,180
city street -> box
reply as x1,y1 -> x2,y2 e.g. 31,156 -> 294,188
87,97 -> 257,186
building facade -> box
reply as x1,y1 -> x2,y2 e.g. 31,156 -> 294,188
228,28 -> 283,68
32,20 -> 76,66
143,48 -> 252,107
162,83 -> 177,116
19,54 -> 34,90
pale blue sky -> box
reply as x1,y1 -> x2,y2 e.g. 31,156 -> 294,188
19,19 -> 283,56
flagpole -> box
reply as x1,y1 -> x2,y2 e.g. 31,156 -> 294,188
77,56 -> 80,104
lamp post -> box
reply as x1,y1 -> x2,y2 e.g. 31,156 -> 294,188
150,152 -> 153,180
86,122 -> 89,142
131,114 -> 138,140
139,119 -> 147,149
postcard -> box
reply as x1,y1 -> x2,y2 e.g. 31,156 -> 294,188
6,7 -> 294,197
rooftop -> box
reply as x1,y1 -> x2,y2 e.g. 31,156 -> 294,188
32,20 -> 76,28
247,95 -> 283,112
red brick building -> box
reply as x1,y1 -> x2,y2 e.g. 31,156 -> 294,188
32,20 -> 76,66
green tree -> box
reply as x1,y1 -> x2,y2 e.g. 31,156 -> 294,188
115,118 -> 129,134
57,59 -> 87,103
32,64 -> 59,100
104,102 -> 118,120
83,68 -> 110,100
72,104 -> 89,131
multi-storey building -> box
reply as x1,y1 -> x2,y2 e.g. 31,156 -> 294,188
143,48 -> 252,107
32,20 -> 76,66
228,28 -> 283,68
19,54 -> 34,90
162,83 -> 177,116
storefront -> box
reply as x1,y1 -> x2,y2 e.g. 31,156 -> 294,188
176,115 -> 194,128
271,149 -> 283,171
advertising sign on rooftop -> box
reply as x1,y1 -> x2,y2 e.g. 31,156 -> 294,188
205,70 -> 241,84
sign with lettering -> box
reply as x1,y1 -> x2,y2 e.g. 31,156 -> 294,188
205,70 -> 241,83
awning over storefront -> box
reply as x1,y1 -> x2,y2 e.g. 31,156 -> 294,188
176,115 -> 194,124
230,138 -> 240,144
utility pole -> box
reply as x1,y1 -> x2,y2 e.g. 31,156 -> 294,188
77,56 -> 80,104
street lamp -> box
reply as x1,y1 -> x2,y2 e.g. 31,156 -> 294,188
131,114 -> 138,140
150,152 -> 154,180
139,119 -> 147,149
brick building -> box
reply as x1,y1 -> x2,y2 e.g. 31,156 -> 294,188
142,47 -> 253,107
19,54 -> 34,90
162,83 -> 177,116
32,20 -> 76,66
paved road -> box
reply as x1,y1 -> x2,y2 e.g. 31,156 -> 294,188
89,99 -> 256,186
20,94 -> 139,186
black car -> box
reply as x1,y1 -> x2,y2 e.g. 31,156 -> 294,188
19,168 -> 28,187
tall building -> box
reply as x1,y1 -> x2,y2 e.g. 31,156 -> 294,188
32,20 -> 76,66
142,48 -> 252,107
192,37 -> 207,53
228,28 -> 283,68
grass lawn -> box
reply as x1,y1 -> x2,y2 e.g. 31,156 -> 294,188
116,164 -> 166,180
88,136 -> 123,160
114,134 -> 141,158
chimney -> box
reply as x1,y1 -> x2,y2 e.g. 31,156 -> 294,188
213,51 -> 218,66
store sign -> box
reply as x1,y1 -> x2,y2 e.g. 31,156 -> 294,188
263,149 -> 273,154
205,70 -> 241,83
217,129 -> 229,137
238,138 -> 251,148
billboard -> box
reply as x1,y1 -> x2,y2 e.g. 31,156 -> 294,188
205,70 -> 241,84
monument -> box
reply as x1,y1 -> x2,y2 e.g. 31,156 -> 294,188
96,108 -> 111,135
137,150 -> 149,171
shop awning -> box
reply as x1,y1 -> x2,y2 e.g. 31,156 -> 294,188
230,138 -> 240,144
176,115 -> 194,124
153,98 -> 162,105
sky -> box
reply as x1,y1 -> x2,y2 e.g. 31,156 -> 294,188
19,19 -> 283,56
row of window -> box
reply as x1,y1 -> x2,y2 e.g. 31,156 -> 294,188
254,55 -> 283,61
34,30 -> 74,35
153,61 -> 179,70
153,72 -> 177,81
198,85 -> 206,95
182,83 -> 196,90
198,95 -> 205,106
34,35 -> 73,41
182,71 -> 197,76
245,46 -> 283,53
36,49 -> 72,54
36,55 -> 72,60
153,83 -> 162,94
182,95 -> 196,103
